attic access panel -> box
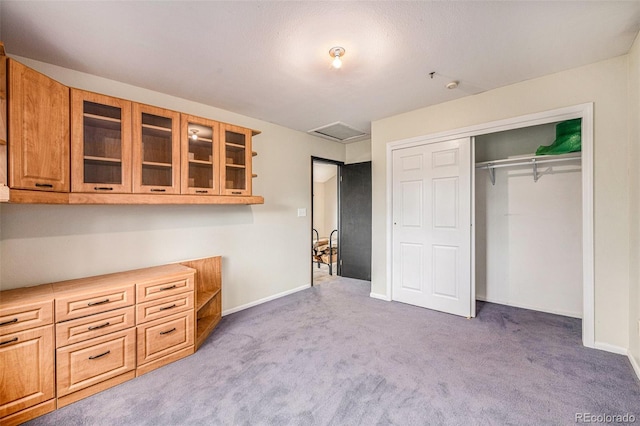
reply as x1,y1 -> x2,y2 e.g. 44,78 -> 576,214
308,122 -> 368,143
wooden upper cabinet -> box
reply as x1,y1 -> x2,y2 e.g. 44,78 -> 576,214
132,104 -> 180,194
8,59 -> 70,192
220,124 -> 252,196
71,90 -> 132,193
181,114 -> 219,195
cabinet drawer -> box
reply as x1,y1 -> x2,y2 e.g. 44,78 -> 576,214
136,274 -> 193,303
0,325 -> 54,419
56,328 -> 135,397
56,306 -> 135,348
55,284 -> 135,322
137,311 -> 193,366
136,292 -> 194,325
0,300 -> 53,336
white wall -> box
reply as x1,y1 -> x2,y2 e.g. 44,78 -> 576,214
345,138 -> 372,164
313,181 -> 326,238
324,175 -> 338,236
0,56 -> 346,314
475,124 -> 583,318
372,55 -> 630,349
628,34 -> 640,371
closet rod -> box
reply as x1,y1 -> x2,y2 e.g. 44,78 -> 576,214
475,152 -> 581,170
475,153 -> 581,185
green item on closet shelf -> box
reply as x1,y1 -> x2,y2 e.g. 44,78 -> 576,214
535,118 -> 582,155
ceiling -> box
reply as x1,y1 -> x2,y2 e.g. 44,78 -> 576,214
2,1 -> 639,140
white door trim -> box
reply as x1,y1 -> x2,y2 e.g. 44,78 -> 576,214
385,103 -> 595,348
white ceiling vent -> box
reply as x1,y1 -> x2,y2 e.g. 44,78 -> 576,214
308,121 -> 368,144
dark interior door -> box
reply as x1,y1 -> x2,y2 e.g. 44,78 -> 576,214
339,161 -> 372,280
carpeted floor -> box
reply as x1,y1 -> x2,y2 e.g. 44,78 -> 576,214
27,277 -> 639,425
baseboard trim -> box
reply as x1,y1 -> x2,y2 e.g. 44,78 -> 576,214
628,350 -> 640,381
222,284 -> 311,316
593,341 -> 628,355
370,292 -> 391,301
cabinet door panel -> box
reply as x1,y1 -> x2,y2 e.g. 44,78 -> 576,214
56,328 -> 136,397
0,325 -> 54,419
137,311 -> 193,366
71,89 -> 131,193
220,124 -> 252,196
132,104 -> 180,194
180,114 -> 219,195
8,60 -> 69,192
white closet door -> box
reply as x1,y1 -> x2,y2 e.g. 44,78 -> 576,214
391,137 -> 472,317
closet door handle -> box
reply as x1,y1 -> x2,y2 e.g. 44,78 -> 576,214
88,350 -> 111,360
160,328 -> 176,335
0,318 -> 18,327
87,299 -> 110,306
87,322 -> 110,331
0,337 -> 18,346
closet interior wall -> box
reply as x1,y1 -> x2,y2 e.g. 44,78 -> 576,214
475,123 -> 583,318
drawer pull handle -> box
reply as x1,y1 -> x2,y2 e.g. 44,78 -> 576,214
94,187 -> 114,191
0,337 -> 18,346
231,191 -> 242,195
87,299 -> 110,306
195,190 -> 208,194
88,322 -> 111,331
35,183 -> 54,188
88,350 -> 111,360
160,327 -> 176,335
159,304 -> 177,311
159,285 -> 177,291
0,318 -> 18,326
150,188 -> 166,192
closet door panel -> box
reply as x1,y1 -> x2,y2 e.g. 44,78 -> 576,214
391,137 -> 471,318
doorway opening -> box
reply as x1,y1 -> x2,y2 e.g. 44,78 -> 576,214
311,157 -> 373,286
312,158 -> 341,285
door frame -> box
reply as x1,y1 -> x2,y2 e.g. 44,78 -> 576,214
385,103 -> 594,348
311,156 -> 344,286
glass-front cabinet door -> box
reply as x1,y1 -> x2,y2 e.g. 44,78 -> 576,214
181,114 -> 219,195
132,104 -> 180,194
71,89 -> 132,193
220,124 -> 252,196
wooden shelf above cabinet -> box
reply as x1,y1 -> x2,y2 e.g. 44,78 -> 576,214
8,189 -> 264,205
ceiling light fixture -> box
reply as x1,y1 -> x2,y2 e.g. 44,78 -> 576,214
446,81 -> 459,90
190,129 -> 199,141
330,46 -> 345,69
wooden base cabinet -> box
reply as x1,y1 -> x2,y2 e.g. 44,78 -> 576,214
0,285 -> 55,425
0,259 -> 221,423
